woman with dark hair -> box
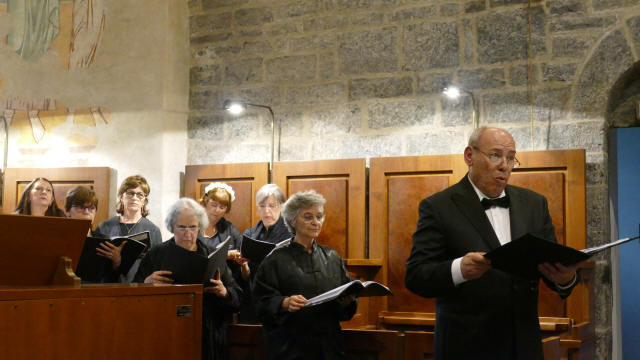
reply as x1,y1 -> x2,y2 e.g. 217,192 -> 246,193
64,186 -> 100,236
96,175 -> 162,282
252,190 -> 357,360
238,183 -> 291,323
14,177 -> 65,217
135,197 -> 242,360
65,185 -> 115,283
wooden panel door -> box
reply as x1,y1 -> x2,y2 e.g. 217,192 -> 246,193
272,159 -> 366,259
184,163 -> 269,234
369,149 -> 588,325
510,149 -> 587,323
369,154 -> 467,314
1,167 -> 115,225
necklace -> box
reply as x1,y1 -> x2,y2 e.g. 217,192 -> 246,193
121,216 -> 142,234
203,226 -> 217,238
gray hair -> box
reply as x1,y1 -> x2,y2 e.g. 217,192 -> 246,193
165,197 -> 210,233
468,126 -> 490,147
256,183 -> 286,205
281,190 -> 326,234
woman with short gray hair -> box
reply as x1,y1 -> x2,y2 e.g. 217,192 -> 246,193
238,184 -> 292,324
164,197 -> 209,233
134,197 -> 241,360
253,189 -> 357,359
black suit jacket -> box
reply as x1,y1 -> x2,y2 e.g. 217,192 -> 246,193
406,175 -> 575,360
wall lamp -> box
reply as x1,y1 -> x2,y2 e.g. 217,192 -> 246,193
223,100 -> 280,180
443,86 -> 479,129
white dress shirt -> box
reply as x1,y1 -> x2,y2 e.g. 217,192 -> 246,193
451,176 -> 511,286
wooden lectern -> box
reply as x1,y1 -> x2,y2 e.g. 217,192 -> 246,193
0,214 -> 203,360
0,214 -> 90,286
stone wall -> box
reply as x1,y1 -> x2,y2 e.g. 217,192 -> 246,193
188,1 -> 640,357
0,0 -> 190,237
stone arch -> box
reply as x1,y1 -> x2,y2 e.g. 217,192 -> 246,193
569,25 -> 638,120
605,60 -> 640,128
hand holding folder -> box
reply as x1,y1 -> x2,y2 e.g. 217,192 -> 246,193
241,235 -> 291,263
159,237 -> 231,284
76,231 -> 150,282
484,233 -> 640,279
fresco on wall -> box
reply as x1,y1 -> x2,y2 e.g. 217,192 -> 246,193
0,0 -> 107,165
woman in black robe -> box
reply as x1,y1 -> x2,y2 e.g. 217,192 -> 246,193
239,184 -> 292,324
252,190 -> 357,360
198,183 -> 245,271
134,197 -> 241,360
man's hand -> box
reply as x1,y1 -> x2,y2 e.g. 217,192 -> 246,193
461,252 -> 491,280
281,295 -> 307,313
538,262 -> 578,286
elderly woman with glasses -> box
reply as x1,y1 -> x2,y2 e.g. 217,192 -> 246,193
13,177 -> 66,217
252,190 -> 357,360
96,175 -> 162,282
134,197 -> 242,360
237,183 -> 292,324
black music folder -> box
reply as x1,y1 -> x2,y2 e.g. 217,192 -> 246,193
160,237 -> 230,285
241,235 -> 290,262
76,231 -> 150,282
304,280 -> 393,307
484,233 -> 640,279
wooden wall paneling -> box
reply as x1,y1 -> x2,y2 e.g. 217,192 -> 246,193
403,331 -> 435,360
511,150 -> 588,323
369,154 -> 466,321
1,167 -> 115,225
184,163 -> 269,234
272,159 -> 366,259
228,324 -> 266,360
342,329 -> 404,360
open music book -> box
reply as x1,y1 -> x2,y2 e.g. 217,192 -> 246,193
76,231 -> 150,282
159,237 -> 230,285
304,280 -> 393,307
241,235 -> 291,262
484,233 -> 640,279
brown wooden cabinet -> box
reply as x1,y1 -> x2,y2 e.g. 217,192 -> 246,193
0,284 -> 203,360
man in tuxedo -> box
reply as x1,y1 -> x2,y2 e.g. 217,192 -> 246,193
405,127 -> 579,360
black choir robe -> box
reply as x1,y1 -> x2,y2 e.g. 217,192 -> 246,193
252,240 -> 357,360
238,216 -> 292,324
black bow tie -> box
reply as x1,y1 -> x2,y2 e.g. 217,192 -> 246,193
481,195 -> 510,210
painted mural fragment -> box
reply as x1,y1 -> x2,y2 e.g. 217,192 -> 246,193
0,0 -> 107,160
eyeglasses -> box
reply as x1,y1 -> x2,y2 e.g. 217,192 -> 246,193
175,225 -> 199,233
259,203 -> 280,210
124,190 -> 146,200
473,147 -> 520,169
71,205 -> 96,212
